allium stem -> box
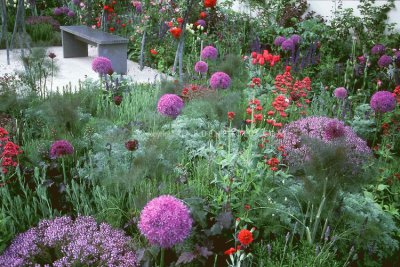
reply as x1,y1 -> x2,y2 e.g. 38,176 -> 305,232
61,157 -> 67,186
160,248 -> 165,267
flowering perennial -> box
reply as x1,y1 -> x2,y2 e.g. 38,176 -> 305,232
157,94 -> 184,118
370,91 -> 396,113
201,46 -> 218,60
50,140 -> 74,159
210,72 -> 231,89
92,56 -> 113,75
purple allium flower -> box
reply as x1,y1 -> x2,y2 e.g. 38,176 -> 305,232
281,39 -> 294,51
201,46 -> 218,60
157,94 -> 184,118
395,51 -> 400,67
290,34 -> 301,45
53,7 -> 63,16
370,91 -> 396,113
194,60 -> 208,73
196,19 -> 206,27
92,56 -> 113,75
72,0 -> 80,5
138,195 -> 192,248
50,140 -> 74,159
371,44 -> 385,55
61,6 -> 70,14
324,120 -> 346,140
0,216 -> 138,266
67,10 -> 75,17
334,87 -> 348,99
377,55 -> 392,67
209,72 -> 231,89
280,116 -> 371,167
274,36 -> 286,46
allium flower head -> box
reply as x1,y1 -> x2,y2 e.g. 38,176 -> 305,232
370,91 -> 396,113
324,120 -> 346,140
395,51 -> 400,66
209,71 -> 231,89
67,10 -> 75,17
281,39 -> 294,51
138,195 -> 192,248
92,56 -> 113,75
194,60 -> 208,73
371,44 -> 385,55
72,0 -> 80,5
201,45 -> 218,60
290,34 -> 301,45
377,55 -> 392,67
334,87 -> 348,99
50,140 -> 74,159
274,36 -> 286,46
196,19 -> 206,27
157,94 -> 184,118
53,7 -> 63,16
0,216 -> 138,266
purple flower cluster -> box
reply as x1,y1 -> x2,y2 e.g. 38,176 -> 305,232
53,6 -> 71,16
72,0 -> 81,5
194,60 -> 208,73
92,56 -> 113,75
395,51 -> 400,66
281,39 -> 294,51
274,36 -> 286,46
0,216 -> 138,266
209,72 -> 231,89
26,16 -> 60,31
377,55 -> 392,68
371,44 -> 385,55
334,87 -> 348,99
280,116 -> 371,167
138,195 -> 192,248
290,34 -> 301,45
196,19 -> 206,27
201,46 -> 218,60
370,91 -> 396,113
50,140 -> 74,159
157,94 -> 184,118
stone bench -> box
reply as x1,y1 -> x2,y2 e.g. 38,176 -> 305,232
60,25 -> 129,74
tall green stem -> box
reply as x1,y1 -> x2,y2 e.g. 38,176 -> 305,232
61,157 -> 67,186
160,248 -> 165,267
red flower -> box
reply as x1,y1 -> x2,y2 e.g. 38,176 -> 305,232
238,229 -> 253,246
244,204 -> 251,210
204,0 -> 217,8
125,140 -> 139,151
150,49 -> 158,55
200,11 -> 207,18
121,23 -> 126,28
177,17 -> 183,24
224,247 -> 236,255
113,95 -> 123,105
109,27 -> 115,32
170,27 -> 182,39
227,111 -> 235,120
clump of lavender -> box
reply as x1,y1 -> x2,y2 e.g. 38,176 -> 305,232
371,44 -> 385,55
50,140 -> 74,159
157,94 -> 184,118
138,195 -> 192,248
370,91 -> 396,113
0,216 -> 138,266
274,36 -> 286,46
201,46 -> 218,60
281,116 -> 371,167
209,72 -> 231,89
281,39 -> 294,51
92,56 -> 113,75
377,55 -> 392,68
334,87 -> 348,99
194,60 -> 208,73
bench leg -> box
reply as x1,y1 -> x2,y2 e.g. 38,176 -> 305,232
98,44 -> 128,74
62,31 -> 88,58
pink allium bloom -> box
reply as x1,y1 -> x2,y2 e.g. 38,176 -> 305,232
138,195 -> 192,248
92,56 -> 113,75
157,94 -> 184,118
370,91 -> 396,113
209,72 -> 231,89
50,140 -> 74,159
201,46 -> 218,60
371,44 -> 385,55
334,87 -> 348,99
194,60 -> 208,73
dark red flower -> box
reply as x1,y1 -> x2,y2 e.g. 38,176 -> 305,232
238,229 -> 253,246
204,0 -> 216,8
109,27 -> 115,32
113,95 -> 122,105
200,11 -> 207,18
227,111 -> 235,120
125,140 -> 138,151
170,27 -> 182,39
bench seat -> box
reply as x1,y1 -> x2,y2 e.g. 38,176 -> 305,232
60,25 -> 129,74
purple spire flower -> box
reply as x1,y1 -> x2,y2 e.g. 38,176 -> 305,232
334,87 -> 348,99
92,56 -> 113,75
201,46 -> 218,60
0,216 -> 138,266
196,19 -> 206,27
138,195 -> 193,248
377,55 -> 392,68
50,140 -> 74,159
274,36 -> 286,46
157,94 -> 184,118
370,91 -> 396,113
209,72 -> 231,89
371,44 -> 385,55
53,7 -> 63,16
290,34 -> 301,45
194,60 -> 208,73
281,39 -> 294,51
